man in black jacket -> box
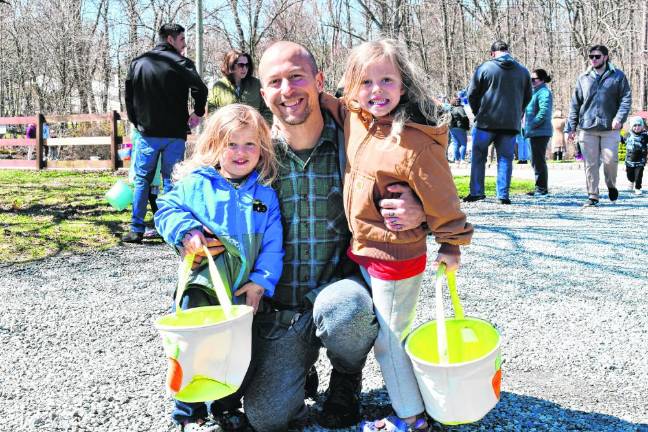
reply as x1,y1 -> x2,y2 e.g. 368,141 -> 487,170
123,23 -> 208,243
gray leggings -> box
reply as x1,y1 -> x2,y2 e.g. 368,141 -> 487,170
243,274 -> 378,431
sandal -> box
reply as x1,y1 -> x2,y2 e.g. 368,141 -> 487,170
360,414 -> 429,432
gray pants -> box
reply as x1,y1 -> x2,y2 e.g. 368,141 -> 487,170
243,274 -> 378,431
578,129 -> 620,199
361,267 -> 425,419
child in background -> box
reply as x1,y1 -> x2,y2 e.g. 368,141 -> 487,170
154,104 -> 284,430
624,116 -> 648,195
326,39 -> 474,431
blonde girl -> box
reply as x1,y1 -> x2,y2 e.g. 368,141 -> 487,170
154,104 -> 284,429
324,39 -> 474,431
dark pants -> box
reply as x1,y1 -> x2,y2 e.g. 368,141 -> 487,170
170,288 -> 246,424
626,165 -> 644,189
530,136 -> 551,194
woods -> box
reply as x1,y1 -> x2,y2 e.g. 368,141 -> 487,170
1,0 -> 647,118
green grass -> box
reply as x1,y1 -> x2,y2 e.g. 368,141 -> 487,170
0,170 -> 533,264
0,170 -> 143,264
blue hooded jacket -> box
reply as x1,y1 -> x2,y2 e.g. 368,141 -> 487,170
524,83 -> 553,138
467,53 -> 533,133
155,167 -> 284,298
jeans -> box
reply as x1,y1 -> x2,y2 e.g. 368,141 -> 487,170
170,288 -> 246,424
360,267 -> 424,418
243,274 -> 378,431
131,135 -> 185,232
578,130 -> 620,199
529,136 -> 551,194
516,134 -> 531,161
450,128 -> 468,162
469,128 -> 516,199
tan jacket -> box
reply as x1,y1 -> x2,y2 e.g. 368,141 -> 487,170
322,94 -> 473,261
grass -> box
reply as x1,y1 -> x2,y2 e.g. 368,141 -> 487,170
0,170 -> 533,264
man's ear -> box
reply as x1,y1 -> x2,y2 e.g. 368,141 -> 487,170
315,71 -> 325,93
260,87 -> 267,103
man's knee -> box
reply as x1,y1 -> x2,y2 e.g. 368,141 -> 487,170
244,393 -> 303,432
313,276 -> 375,333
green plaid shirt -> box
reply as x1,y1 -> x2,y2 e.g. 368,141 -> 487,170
270,113 -> 355,310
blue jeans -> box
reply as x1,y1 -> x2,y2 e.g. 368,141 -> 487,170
243,274 -> 378,431
170,288 -> 246,424
131,135 -> 185,233
470,128 -> 516,199
450,128 -> 468,162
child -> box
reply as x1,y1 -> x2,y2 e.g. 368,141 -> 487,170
154,104 -> 284,430
326,39 -> 474,431
624,116 -> 648,195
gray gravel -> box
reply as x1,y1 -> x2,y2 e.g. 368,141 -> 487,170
2,185 -> 647,432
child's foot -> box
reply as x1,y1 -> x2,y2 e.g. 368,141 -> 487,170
635,188 -> 642,195
360,414 -> 428,431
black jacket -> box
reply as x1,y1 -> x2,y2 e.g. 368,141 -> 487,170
125,43 -> 208,139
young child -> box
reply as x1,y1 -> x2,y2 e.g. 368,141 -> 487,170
154,104 -> 284,430
326,39 -> 474,431
624,116 -> 648,195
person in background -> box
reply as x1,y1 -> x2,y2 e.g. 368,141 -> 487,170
124,23 -> 208,243
208,50 -> 272,123
128,127 -> 162,238
566,44 -> 632,207
551,109 -> 566,161
465,40 -> 532,205
524,68 -> 554,196
448,96 -> 470,167
623,116 -> 648,195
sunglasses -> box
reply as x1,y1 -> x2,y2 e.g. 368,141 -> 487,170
531,77 -> 540,81
588,54 -> 602,60
235,62 -> 249,69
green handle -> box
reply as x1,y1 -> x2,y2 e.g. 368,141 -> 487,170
434,264 -> 464,319
175,246 -> 233,316
434,263 -> 465,364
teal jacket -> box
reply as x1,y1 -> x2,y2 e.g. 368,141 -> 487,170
524,83 -> 553,138
155,167 -> 284,299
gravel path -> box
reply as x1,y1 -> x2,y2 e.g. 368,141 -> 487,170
2,181 -> 647,432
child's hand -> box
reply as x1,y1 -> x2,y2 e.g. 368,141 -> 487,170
234,282 -> 265,314
181,229 -> 207,255
433,253 -> 460,272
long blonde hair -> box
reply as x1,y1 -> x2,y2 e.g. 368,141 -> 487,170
342,39 -> 444,142
173,104 -> 277,184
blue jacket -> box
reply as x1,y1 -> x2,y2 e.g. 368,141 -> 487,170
567,64 -> 632,132
467,53 -> 532,133
155,167 -> 284,298
624,131 -> 648,168
524,83 -> 553,138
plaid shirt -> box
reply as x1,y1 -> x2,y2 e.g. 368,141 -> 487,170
270,114 -> 355,310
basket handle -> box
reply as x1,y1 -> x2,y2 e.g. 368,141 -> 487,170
175,245 -> 233,317
434,264 -> 465,364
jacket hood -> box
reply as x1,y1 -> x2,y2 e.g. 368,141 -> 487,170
346,100 -> 449,147
492,53 -> 516,70
192,165 -> 260,191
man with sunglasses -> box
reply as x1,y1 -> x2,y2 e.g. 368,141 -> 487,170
567,44 -> 632,207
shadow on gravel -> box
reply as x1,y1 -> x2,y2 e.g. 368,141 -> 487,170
352,389 -> 647,431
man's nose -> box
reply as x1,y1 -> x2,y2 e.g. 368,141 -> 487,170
280,79 -> 294,95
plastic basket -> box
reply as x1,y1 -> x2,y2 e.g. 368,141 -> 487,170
154,246 -> 253,402
105,179 -> 133,211
405,265 -> 501,425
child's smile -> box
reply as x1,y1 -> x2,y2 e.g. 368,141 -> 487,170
357,60 -> 405,118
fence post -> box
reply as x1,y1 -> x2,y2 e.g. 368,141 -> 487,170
110,111 -> 120,171
36,113 -> 45,170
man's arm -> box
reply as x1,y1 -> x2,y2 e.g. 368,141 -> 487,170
613,73 -> 632,129
124,63 -> 137,126
182,59 -> 208,117
567,78 -> 583,139
467,67 -> 482,116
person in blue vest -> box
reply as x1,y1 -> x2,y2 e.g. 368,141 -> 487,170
524,68 -> 554,196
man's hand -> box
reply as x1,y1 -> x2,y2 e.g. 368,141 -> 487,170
379,184 -> 425,231
567,131 -> 576,141
234,282 -> 265,314
432,252 -> 461,272
188,113 -> 201,129
612,119 -> 623,130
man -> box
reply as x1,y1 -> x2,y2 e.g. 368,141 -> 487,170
465,40 -> 532,204
566,44 -> 632,207
182,41 -> 426,432
123,23 -> 208,243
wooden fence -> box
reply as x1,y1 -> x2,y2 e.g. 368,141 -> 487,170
0,111 -> 124,170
